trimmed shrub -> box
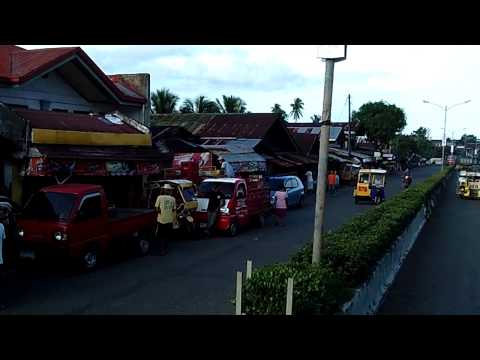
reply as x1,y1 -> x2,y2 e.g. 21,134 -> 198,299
243,167 -> 453,314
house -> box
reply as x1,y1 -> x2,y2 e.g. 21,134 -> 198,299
151,113 -> 315,176
0,45 -> 166,206
287,122 -> 347,154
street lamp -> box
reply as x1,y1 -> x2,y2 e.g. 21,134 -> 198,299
422,99 -> 471,170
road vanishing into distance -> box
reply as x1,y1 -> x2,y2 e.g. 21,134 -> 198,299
379,172 -> 480,314
2,166 -> 439,315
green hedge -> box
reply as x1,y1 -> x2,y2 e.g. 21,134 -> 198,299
241,167 -> 453,315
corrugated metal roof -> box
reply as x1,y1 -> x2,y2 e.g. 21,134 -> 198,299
150,113 -> 281,139
290,133 -> 317,154
16,109 -> 140,134
220,152 -> 266,163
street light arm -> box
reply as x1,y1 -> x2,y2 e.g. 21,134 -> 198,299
422,100 -> 444,110
447,100 -> 471,111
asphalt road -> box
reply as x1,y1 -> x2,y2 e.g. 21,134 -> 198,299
379,172 -> 480,314
1,166 -> 439,315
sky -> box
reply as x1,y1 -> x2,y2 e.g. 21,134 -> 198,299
21,45 -> 480,140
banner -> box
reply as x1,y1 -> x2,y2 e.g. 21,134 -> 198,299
106,161 -> 136,176
75,160 -> 107,176
173,152 -> 212,168
136,162 -> 162,175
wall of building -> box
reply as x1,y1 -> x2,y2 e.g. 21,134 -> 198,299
0,70 -> 145,123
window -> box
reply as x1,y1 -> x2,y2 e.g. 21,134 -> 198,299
23,192 -> 76,221
78,193 -> 102,220
182,188 -> 195,202
198,182 -> 235,199
285,179 -> 296,189
236,184 -> 246,199
359,173 -> 370,184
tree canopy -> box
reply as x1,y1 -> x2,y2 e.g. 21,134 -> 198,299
271,104 -> 288,121
151,88 -> 179,113
179,95 -> 220,113
290,98 -> 304,122
216,95 -> 247,113
353,101 -> 407,148
392,126 -> 435,161
310,114 -> 321,124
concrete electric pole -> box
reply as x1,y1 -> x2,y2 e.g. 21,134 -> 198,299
312,46 -> 347,265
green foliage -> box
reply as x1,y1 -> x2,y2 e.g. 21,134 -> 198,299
353,101 -> 407,148
151,88 -> 180,113
180,96 -> 220,113
290,98 -> 304,122
271,104 -> 288,122
216,95 -> 247,113
310,114 -> 321,124
392,127 -> 435,161
242,262 -> 350,315
243,167 -> 453,314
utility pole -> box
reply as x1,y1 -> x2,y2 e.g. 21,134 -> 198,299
423,99 -> 471,172
348,94 -> 352,157
312,45 -> 346,265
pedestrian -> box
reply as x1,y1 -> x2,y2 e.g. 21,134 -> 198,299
305,170 -> 314,194
328,171 -> 336,195
273,186 -> 288,226
335,171 -> 340,189
219,157 -> 235,178
154,184 -> 177,255
207,185 -> 224,236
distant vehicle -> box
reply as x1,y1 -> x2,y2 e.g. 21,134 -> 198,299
17,184 -> 157,270
194,176 -> 271,236
447,155 -> 456,166
457,171 -> 480,199
428,158 -> 443,165
353,169 -> 386,205
267,176 -> 305,208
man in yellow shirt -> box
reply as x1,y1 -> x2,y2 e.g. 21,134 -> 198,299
155,184 -> 177,255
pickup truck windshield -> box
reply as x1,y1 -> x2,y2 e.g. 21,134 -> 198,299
22,192 -> 76,221
198,182 -> 235,199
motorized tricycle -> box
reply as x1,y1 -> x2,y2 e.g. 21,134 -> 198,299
353,169 -> 386,205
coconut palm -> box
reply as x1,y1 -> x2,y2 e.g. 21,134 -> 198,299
290,98 -> 304,122
310,114 -> 321,124
271,103 -> 288,121
151,88 -> 179,113
180,95 -> 221,113
216,95 -> 247,113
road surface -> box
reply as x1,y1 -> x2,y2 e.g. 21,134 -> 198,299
2,166 -> 439,314
379,172 -> 479,314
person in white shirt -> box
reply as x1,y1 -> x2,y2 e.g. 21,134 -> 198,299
219,157 -> 235,178
305,170 -> 314,193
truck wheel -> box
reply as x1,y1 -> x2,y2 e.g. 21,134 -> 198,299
228,223 -> 238,237
135,230 -> 152,256
81,246 -> 98,271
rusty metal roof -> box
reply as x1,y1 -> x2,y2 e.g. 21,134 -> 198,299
16,109 -> 140,134
290,132 -> 318,155
150,113 -> 282,139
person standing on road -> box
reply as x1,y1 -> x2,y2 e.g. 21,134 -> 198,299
305,170 -> 314,194
335,171 -> 340,190
219,157 -> 235,178
273,186 -> 288,226
155,184 -> 177,256
0,222 -> 6,311
207,185 -> 224,236
328,171 -> 337,195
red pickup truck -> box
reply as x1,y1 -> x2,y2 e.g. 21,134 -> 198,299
17,184 -> 157,270
194,176 -> 271,236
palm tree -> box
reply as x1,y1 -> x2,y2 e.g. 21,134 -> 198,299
271,103 -> 288,121
180,95 -> 221,113
151,88 -> 179,113
310,114 -> 321,124
216,95 -> 247,113
290,98 -> 304,122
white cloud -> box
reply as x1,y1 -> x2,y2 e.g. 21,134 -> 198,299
20,44 -> 480,139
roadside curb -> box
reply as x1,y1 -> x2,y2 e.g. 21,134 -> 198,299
341,170 -> 454,315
